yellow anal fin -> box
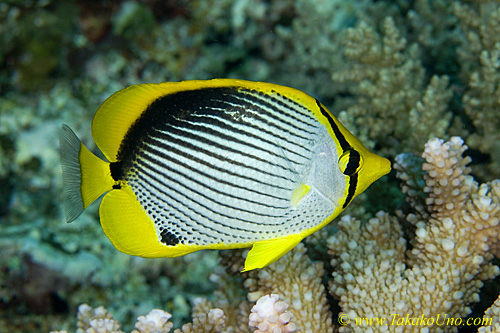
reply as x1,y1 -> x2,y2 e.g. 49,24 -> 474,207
243,234 -> 303,272
291,183 -> 310,207
100,185 -> 201,258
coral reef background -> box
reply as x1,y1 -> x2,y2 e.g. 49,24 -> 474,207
1,0 -> 499,332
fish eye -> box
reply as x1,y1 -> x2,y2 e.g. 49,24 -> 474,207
338,149 -> 362,176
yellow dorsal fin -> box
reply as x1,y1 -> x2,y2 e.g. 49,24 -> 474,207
243,234 -> 303,272
91,79 -> 322,162
92,83 -> 174,162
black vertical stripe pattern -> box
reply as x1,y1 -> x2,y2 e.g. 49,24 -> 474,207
316,100 -> 349,150
344,150 -> 361,176
315,100 -> 358,208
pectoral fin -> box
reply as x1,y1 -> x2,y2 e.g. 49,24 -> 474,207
291,183 -> 310,207
243,234 -> 303,272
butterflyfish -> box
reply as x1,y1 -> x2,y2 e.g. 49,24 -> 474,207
59,79 -> 391,272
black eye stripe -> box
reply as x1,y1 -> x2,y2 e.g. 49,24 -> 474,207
343,150 -> 361,176
315,100 -> 360,209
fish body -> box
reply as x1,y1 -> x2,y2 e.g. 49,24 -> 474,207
60,79 -> 391,271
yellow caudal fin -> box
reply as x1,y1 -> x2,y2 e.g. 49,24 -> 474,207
243,234 -> 303,272
59,124 -> 114,222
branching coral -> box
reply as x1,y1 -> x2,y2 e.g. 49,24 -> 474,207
54,244 -> 333,333
328,213 -> 408,332
133,309 -> 174,333
328,137 -> 500,332
479,295 -> 500,332
454,1 -> 500,179
51,304 -> 225,333
248,294 -> 298,332
242,243 -> 334,333
68,304 -> 123,333
173,308 -> 225,333
217,242 -> 334,332
331,16 -> 452,155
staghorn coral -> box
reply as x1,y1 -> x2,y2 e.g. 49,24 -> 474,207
453,1 -> 500,179
328,136 -> 500,332
248,294 -> 298,333
328,213 -> 407,331
133,309 -> 174,333
241,243 -> 334,333
216,245 -> 334,332
479,295 -> 500,333
407,0 -> 459,64
74,303 -> 123,333
173,308 -> 225,333
331,16 -> 453,155
52,304 -> 225,333
54,244 -> 332,333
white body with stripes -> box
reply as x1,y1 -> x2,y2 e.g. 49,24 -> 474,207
123,88 -> 346,247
